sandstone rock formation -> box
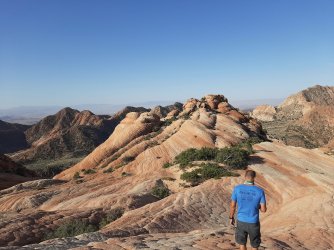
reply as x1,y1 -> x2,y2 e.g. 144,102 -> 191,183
250,105 -> 277,121
150,102 -> 183,118
252,85 -> 334,149
0,120 -> 29,154
0,94 -> 333,250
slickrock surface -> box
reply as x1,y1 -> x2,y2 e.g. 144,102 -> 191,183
0,95 -> 333,250
251,85 -> 334,149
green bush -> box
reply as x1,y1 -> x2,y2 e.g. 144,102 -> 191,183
110,154 -> 120,162
38,165 -> 64,177
163,117 -> 177,126
122,156 -> 135,163
161,177 -> 176,181
215,147 -> 249,169
174,145 -> 250,169
99,208 -> 124,228
103,167 -> 114,173
174,148 -> 198,168
45,219 -> 98,240
73,172 -> 81,180
147,140 -> 159,148
180,163 -> 237,185
151,183 -> 170,199
82,169 -> 96,175
163,162 -> 172,168
180,170 -> 202,185
174,147 -> 218,168
238,137 -> 264,154
121,172 -> 130,177
181,113 -> 191,120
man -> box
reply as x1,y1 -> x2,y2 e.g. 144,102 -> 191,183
229,170 -> 267,250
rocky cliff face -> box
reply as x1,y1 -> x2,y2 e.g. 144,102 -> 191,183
0,94 -> 333,250
251,85 -> 334,149
0,120 -> 30,154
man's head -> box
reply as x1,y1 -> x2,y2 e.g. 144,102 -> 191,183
245,170 -> 256,181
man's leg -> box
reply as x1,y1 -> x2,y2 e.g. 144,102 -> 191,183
236,221 -> 248,250
249,222 -> 261,250
239,245 -> 247,250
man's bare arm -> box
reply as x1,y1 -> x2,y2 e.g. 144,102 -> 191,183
230,201 -> 236,217
259,203 -> 267,213
230,200 -> 237,225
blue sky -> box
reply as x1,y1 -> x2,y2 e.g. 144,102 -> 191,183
0,0 -> 333,108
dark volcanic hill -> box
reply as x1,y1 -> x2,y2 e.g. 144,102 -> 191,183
0,120 -> 30,154
0,154 -> 36,190
11,107 -> 150,166
251,85 -> 334,149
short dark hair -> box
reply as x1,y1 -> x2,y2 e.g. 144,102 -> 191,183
245,170 -> 256,179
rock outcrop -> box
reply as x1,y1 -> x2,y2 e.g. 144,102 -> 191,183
252,85 -> 334,149
250,105 -> 277,121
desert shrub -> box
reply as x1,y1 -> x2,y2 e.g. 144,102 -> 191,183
110,154 -> 120,162
195,147 -> 218,161
144,134 -> 152,140
151,183 -> 170,199
174,148 -> 198,168
180,163 -> 237,185
238,137 -> 264,154
121,172 -> 130,177
37,165 -> 63,177
152,125 -> 162,132
100,164 -> 108,169
215,147 -> 249,169
122,156 -> 135,163
161,177 -> 176,181
174,147 -> 218,168
45,219 -> 98,240
73,172 -> 81,180
163,117 -> 177,126
181,113 -> 191,120
163,162 -> 172,168
147,140 -> 159,148
103,167 -> 114,173
180,169 -> 202,185
82,169 -> 96,175
174,145 -> 250,169
115,163 -> 125,169
99,208 -> 124,228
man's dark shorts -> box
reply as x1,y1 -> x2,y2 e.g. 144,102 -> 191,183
235,220 -> 261,248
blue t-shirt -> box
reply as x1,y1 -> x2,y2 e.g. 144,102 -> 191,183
231,184 -> 266,223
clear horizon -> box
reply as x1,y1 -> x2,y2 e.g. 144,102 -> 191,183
1,0 -> 333,109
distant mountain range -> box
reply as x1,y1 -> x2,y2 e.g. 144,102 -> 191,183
0,99 -> 283,125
